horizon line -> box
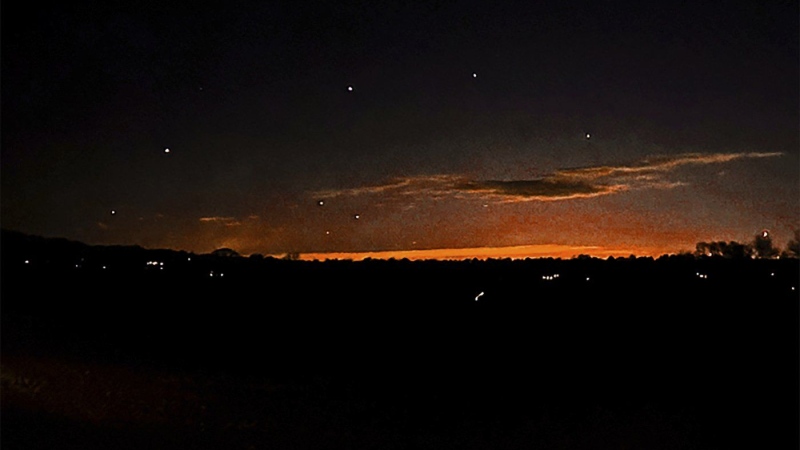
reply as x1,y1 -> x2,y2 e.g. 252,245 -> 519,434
278,244 -> 684,261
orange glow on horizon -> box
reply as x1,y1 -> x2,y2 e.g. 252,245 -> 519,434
293,243 -> 681,261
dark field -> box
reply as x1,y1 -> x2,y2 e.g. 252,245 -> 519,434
2,232 -> 798,449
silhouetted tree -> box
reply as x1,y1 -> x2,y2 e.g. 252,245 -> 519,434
695,242 -> 713,257
283,252 -> 301,261
211,248 -> 240,257
695,240 -> 753,259
784,229 -> 800,259
724,241 -> 753,259
753,231 -> 779,259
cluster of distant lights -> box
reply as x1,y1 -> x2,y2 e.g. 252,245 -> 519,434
20,258 -> 798,293
146,260 -> 165,270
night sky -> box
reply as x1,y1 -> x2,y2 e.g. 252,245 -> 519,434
3,2 -> 798,259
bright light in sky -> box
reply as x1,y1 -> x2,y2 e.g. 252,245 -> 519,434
475,291 -> 484,301
347,86 -> 353,91
164,148 -> 170,153
472,73 -> 477,78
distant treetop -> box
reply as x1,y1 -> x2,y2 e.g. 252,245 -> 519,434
210,248 -> 240,258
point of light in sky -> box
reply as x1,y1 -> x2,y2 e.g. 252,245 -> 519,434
354,214 -> 360,220
472,72 -> 477,78
110,210 -> 116,215
347,86 -> 353,91
585,133 -> 591,139
475,291 -> 484,301
164,148 -> 170,153
318,200 -> 324,206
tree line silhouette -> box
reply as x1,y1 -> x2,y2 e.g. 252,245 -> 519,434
694,229 -> 798,259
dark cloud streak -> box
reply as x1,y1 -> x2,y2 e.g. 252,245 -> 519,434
314,152 -> 783,203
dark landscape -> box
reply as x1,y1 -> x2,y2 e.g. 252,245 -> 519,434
2,229 -> 798,449
3,1 -> 798,448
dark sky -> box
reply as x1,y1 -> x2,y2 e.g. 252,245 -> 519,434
3,1 -> 798,258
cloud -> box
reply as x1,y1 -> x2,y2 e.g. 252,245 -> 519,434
312,152 -> 782,204
199,216 -> 242,226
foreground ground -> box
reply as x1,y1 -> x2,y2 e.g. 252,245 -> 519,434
2,239 -> 798,448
